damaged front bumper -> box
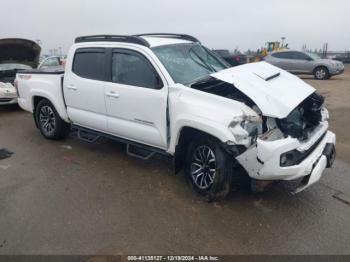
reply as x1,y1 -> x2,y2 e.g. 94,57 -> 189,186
0,97 -> 18,105
236,122 -> 336,193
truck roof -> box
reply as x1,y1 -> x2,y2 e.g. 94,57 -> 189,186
139,36 -> 192,47
74,34 -> 199,48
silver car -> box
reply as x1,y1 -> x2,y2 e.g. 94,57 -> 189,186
264,50 -> 345,80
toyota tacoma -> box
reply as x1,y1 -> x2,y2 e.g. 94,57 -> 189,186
16,34 -> 336,200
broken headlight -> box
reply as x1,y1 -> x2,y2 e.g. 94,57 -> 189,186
240,120 -> 262,142
229,115 -> 262,145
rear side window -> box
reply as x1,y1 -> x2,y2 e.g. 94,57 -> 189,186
72,48 -> 106,81
272,52 -> 293,59
111,50 -> 162,89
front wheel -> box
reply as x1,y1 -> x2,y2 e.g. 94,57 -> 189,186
185,136 -> 233,201
314,66 -> 329,80
35,99 -> 70,140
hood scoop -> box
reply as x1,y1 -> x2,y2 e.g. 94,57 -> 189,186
210,62 -> 315,119
253,67 -> 280,81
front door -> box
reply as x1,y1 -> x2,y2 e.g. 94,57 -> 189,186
104,48 -> 168,149
291,51 -> 315,73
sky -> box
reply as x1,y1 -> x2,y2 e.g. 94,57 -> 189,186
1,0 -> 349,54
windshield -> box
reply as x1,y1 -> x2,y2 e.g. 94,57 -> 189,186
152,43 -> 229,85
0,63 -> 32,71
306,52 -> 321,60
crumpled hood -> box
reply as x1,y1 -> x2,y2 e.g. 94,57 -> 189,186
0,38 -> 41,67
210,61 -> 315,118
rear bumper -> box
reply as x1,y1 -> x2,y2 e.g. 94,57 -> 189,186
236,126 -> 336,192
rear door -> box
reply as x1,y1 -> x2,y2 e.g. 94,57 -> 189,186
270,52 -> 296,71
104,48 -> 168,149
63,47 -> 108,132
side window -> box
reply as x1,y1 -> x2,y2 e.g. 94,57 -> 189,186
111,50 -> 162,89
293,52 -> 310,60
72,48 -> 106,81
272,52 -> 293,59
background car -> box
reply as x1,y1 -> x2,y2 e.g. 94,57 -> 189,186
334,52 -> 350,64
0,38 -> 40,105
264,50 -> 345,80
38,56 -> 66,69
213,49 -> 248,67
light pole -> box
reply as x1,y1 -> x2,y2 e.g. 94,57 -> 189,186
281,37 -> 286,47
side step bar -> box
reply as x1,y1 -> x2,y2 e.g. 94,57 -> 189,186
77,129 -> 101,143
71,125 -> 170,160
126,144 -> 155,160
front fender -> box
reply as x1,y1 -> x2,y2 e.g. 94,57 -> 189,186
313,63 -> 332,73
168,114 -> 236,154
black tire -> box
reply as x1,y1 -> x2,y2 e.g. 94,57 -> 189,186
314,66 -> 329,80
185,135 -> 233,201
35,99 -> 70,140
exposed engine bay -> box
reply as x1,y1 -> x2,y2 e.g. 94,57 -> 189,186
191,77 -> 326,142
277,92 -> 325,140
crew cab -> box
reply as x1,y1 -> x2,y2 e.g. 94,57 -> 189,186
16,34 -> 336,200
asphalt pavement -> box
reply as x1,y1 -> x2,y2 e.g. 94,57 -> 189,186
0,69 -> 350,255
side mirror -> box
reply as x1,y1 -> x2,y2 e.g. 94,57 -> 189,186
306,57 -> 313,61
155,75 -> 163,89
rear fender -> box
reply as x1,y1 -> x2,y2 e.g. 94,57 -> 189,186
31,88 -> 69,122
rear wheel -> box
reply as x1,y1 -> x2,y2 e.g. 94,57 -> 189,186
185,136 -> 233,201
35,99 -> 70,140
314,66 -> 329,80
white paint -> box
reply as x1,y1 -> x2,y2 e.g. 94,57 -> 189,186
211,62 -> 315,118
0,82 -> 18,105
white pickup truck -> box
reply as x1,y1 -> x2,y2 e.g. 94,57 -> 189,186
16,34 -> 336,200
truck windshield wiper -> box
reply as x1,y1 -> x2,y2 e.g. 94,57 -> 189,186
185,74 -> 212,86
188,45 -> 217,73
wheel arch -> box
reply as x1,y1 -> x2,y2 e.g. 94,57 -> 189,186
173,126 -> 230,174
313,64 -> 330,74
31,91 -> 69,123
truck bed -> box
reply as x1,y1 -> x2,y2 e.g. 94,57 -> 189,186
16,68 -> 68,122
20,66 -> 65,75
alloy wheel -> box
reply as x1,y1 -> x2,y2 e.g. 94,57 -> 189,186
39,105 -> 56,136
316,68 -> 326,79
190,145 -> 216,190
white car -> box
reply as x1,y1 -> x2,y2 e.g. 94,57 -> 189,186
0,38 -> 41,105
16,34 -> 336,200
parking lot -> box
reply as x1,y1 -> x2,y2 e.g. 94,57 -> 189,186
0,66 -> 350,255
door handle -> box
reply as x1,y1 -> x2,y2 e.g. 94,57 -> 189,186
106,91 -> 120,98
67,85 -> 77,91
